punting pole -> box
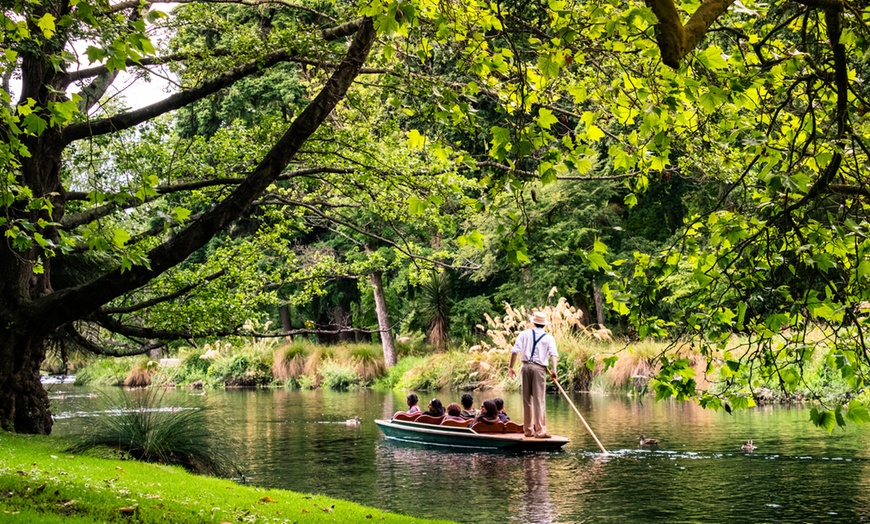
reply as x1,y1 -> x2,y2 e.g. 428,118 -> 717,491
552,378 -> 608,454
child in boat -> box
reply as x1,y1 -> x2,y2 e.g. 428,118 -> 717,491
406,393 -> 421,414
493,397 -> 510,422
443,402 -> 465,422
423,398 -> 445,417
475,400 -> 499,424
460,393 -> 477,419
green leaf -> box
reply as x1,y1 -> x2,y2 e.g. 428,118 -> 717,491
408,195 -> 425,215
407,129 -> 425,149
810,407 -> 837,434
173,206 -> 191,222
113,228 -> 131,248
536,108 -> 558,130
23,114 -> 47,136
37,13 -> 56,37
846,400 -> 870,425
697,46 -> 728,70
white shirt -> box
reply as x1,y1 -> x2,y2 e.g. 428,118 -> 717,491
511,327 -> 558,367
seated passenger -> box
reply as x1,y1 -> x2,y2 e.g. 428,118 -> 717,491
406,393 -> 421,414
493,397 -> 510,422
460,393 -> 477,419
423,398 -> 445,417
443,402 -> 466,423
475,399 -> 499,424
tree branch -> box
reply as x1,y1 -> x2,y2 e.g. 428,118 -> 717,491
31,18 -> 378,335
644,0 -> 737,69
100,269 -> 226,314
61,166 -> 353,230
62,49 -> 299,144
107,0 -> 336,22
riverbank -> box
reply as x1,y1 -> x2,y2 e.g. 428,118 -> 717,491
0,431 -> 453,524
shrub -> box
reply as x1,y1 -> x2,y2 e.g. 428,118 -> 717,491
207,352 -> 272,387
67,389 -> 236,476
320,361 -> 361,391
74,358 -> 132,386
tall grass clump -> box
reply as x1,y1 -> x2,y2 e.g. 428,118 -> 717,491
68,389 -> 236,476
124,358 -> 158,387
472,291 -> 611,391
273,340 -> 314,386
347,344 -> 386,385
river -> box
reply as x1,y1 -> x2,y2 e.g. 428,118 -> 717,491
46,383 -> 870,523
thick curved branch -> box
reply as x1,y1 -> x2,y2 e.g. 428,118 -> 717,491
30,18 -> 377,335
62,49 -> 299,144
100,269 -> 226,314
93,310 -> 240,339
62,166 -> 353,230
62,323 -> 167,357
107,0 -> 336,22
645,0 -> 737,69
322,18 -> 364,41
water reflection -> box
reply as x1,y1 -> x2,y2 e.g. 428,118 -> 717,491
49,387 -> 870,523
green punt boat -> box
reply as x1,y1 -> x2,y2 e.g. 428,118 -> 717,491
374,419 -> 570,451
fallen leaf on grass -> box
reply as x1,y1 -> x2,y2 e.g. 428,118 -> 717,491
301,509 -> 309,513
259,496 -> 276,503
319,504 -> 334,513
366,514 -> 373,518
118,507 -> 136,515
115,466 -> 124,471
16,471 -> 26,476
35,483 -> 46,493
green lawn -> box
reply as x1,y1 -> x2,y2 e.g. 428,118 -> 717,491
0,431 -> 453,523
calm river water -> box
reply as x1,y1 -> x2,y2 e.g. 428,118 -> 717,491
47,383 -> 870,523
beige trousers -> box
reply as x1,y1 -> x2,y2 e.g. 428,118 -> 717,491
521,362 -> 547,436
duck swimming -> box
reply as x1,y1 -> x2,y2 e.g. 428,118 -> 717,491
638,435 -> 659,447
742,439 -> 757,452
345,416 -> 361,426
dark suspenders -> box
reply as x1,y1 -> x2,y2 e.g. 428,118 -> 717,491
529,331 -> 546,362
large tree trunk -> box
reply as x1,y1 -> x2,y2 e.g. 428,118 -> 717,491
0,332 -> 53,434
370,271 -> 397,367
280,305 -> 292,341
593,282 -> 606,328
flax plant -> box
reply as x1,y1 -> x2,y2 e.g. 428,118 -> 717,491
68,388 -> 236,476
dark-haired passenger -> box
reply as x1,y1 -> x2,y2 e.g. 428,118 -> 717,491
475,400 -> 500,424
423,398 -> 445,417
406,393 -> 421,414
460,393 -> 477,419
493,397 -> 510,422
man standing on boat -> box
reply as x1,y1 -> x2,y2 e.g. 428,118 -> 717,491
508,311 -> 558,438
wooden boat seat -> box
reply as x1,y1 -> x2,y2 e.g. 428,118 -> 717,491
392,411 -> 422,421
471,420 -> 505,434
504,421 -> 524,434
440,418 -> 473,428
414,414 -> 446,425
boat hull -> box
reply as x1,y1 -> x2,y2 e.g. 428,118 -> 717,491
375,419 -> 569,451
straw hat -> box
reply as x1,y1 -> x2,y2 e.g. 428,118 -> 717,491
530,311 -> 549,326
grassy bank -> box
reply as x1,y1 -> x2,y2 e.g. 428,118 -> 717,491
0,431 -> 453,524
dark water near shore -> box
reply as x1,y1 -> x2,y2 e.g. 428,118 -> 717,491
47,383 -> 870,523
